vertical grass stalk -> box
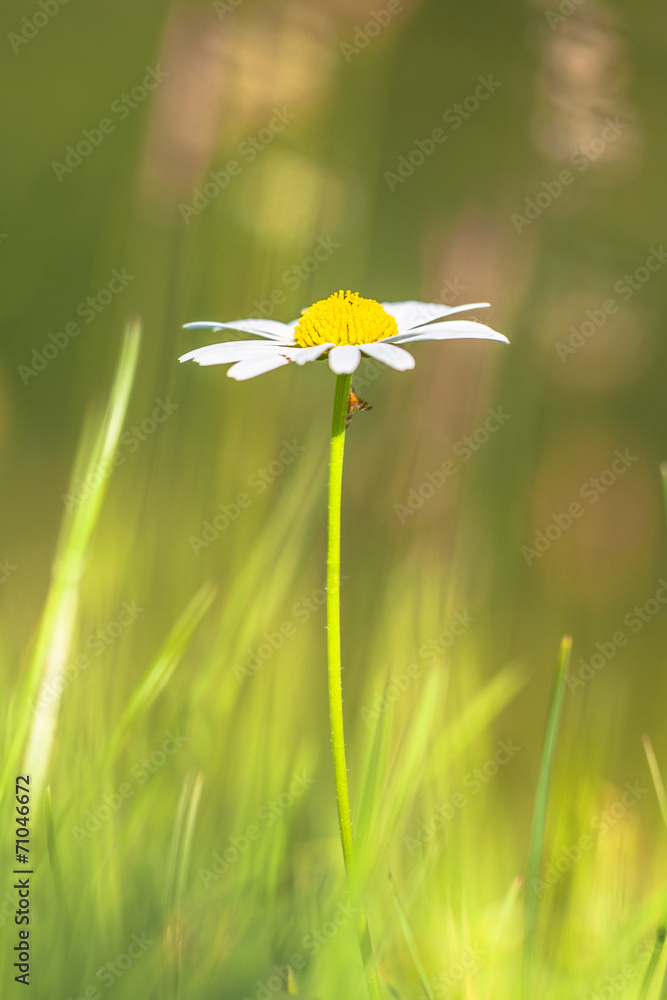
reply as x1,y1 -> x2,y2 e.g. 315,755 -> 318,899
327,373 -> 382,1000
2,321 -> 140,808
522,634 -> 572,1000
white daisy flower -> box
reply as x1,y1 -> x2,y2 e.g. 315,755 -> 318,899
179,290 -> 508,381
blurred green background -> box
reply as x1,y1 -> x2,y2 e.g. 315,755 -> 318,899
2,0 -> 667,997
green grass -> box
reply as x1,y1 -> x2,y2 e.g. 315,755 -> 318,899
1,340 -> 666,1000
3,5 -> 667,992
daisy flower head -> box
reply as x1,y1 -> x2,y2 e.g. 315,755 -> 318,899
179,290 -> 508,381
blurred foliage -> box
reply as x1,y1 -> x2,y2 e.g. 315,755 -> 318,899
1,0 -> 667,996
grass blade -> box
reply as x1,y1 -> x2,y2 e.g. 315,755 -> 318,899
388,869 -> 434,1000
355,676 -> 392,863
522,634 -> 572,1000
107,583 -> 215,763
3,321 -> 140,809
638,926 -> 667,1000
44,785 -> 68,920
164,770 -> 205,1000
484,876 -> 523,1000
436,664 -> 527,764
643,734 -> 667,834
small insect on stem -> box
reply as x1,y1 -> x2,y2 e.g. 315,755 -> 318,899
347,387 -> 373,428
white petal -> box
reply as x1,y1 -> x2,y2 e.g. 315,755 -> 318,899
381,300 -> 490,331
179,341 -> 298,365
183,318 -> 295,342
226,354 -> 293,380
387,320 -> 509,345
183,321 -> 235,330
328,345 -> 362,374
294,343 -> 333,365
360,342 -> 415,371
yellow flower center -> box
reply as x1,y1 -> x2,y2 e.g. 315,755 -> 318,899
293,290 -> 398,348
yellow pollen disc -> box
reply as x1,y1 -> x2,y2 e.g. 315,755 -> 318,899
293,290 -> 398,348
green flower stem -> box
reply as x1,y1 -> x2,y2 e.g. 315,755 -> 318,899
327,373 -> 383,1000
